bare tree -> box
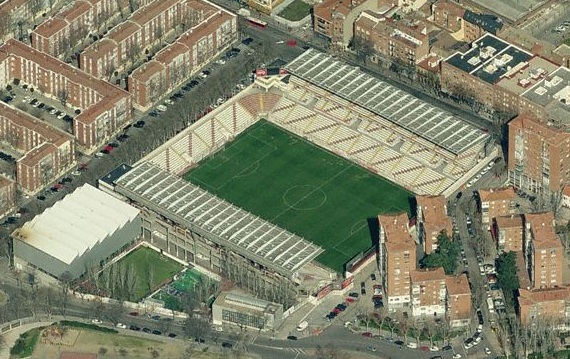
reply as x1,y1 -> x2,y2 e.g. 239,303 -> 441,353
57,89 -> 69,108
397,313 -> 411,344
424,319 -> 438,347
183,314 -> 210,340
315,344 -> 349,359
28,0 -> 43,21
0,10 -> 12,39
147,264 -> 155,292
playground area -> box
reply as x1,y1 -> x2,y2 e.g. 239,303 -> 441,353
151,268 -> 218,312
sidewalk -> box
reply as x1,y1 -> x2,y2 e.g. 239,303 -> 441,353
0,321 -> 55,359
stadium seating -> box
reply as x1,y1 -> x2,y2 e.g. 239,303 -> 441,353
260,93 -> 282,113
238,94 -> 262,116
214,107 -> 235,134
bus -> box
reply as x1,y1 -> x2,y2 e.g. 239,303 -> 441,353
486,297 -> 495,314
246,16 -> 268,29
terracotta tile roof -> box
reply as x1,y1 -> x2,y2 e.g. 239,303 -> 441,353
0,103 -> 72,147
563,185 -> 570,197
417,195 -> 449,225
129,60 -> 165,83
176,11 -> 230,49
107,20 -> 141,44
33,18 -> 69,38
0,0 -> 28,13
81,37 -> 118,61
518,286 -> 570,306
18,143 -> 57,167
410,267 -> 446,283
524,212 -> 561,249
154,42 -> 190,65
417,54 -> 441,73
445,274 -> 470,296
515,250 -> 531,290
379,212 -> 415,251
59,0 -> 92,20
131,0 -> 180,26
478,187 -> 516,202
0,174 -> 15,188
495,214 -> 523,228
509,115 -> 570,146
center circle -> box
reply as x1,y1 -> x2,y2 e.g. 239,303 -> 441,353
283,185 -> 327,211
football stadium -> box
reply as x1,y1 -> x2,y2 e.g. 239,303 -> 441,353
114,49 -> 493,278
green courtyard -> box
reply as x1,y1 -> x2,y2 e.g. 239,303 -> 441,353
278,0 -> 312,21
184,120 -> 412,272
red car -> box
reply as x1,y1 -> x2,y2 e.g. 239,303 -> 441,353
345,297 -> 355,303
419,346 -> 429,351
361,332 -> 373,338
332,307 -> 341,314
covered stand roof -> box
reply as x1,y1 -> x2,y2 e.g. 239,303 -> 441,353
13,184 -> 140,265
286,49 -> 488,155
115,162 -> 324,277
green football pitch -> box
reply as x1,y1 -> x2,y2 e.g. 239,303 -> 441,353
184,120 -> 412,272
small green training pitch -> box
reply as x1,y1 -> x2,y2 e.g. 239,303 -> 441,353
107,246 -> 183,301
184,121 -> 412,272
278,0 -> 312,21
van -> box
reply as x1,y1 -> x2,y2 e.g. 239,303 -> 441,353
296,321 -> 308,331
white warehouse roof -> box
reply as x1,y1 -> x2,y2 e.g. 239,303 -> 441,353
13,184 -> 140,265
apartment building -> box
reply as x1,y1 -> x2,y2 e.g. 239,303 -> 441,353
0,39 -> 132,153
478,187 -> 516,229
379,212 -> 416,307
518,287 -> 570,325
524,212 -> 564,289
129,4 -> 237,109
0,0 -> 58,29
0,103 -> 75,194
416,195 -> 452,254
492,214 -> 523,253
508,114 -> 570,194
410,267 -> 446,317
431,0 -> 465,33
441,33 -> 566,119
431,1 -> 503,41
354,11 -> 429,66
445,274 -> 471,327
0,175 -> 16,217
313,0 -> 378,48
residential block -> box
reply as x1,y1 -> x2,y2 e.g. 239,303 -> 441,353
410,267 -> 446,317
416,195 -> 452,254
478,187 -> 516,229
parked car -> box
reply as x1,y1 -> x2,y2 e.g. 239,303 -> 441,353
407,342 -> 418,349
116,323 -> 127,329
91,319 -> 102,324
286,335 -> 297,340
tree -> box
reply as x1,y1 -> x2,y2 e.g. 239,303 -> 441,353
421,231 -> 460,274
183,315 -> 210,340
28,0 -> 43,21
98,347 -> 108,356
349,36 -> 374,64
315,344 -> 349,359
496,251 -> 520,310
57,89 -> 69,108
0,10 -> 12,39
147,264 -> 155,292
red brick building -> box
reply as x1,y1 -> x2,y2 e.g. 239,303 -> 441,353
313,0 -> 379,49
354,11 -> 429,66
478,187 -> 516,229
524,212 -> 564,289
0,103 -> 75,194
416,195 -> 452,254
128,3 -> 237,109
410,267 -> 447,317
0,39 -> 132,153
445,274 -> 471,327
518,287 -> 570,325
379,212 -> 416,308
492,214 -> 523,253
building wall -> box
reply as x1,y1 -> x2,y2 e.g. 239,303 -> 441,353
0,175 -> 16,217
481,198 -> 514,228
519,298 -> 566,324
411,278 -> 446,317
530,241 -> 564,289
212,294 -> 284,331
508,115 -> 570,194
13,215 -> 140,279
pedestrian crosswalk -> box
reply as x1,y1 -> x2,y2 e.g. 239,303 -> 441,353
285,348 -> 307,354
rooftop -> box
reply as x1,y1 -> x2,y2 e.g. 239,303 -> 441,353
99,164 -> 133,187
462,10 -> 503,35
114,162 -> 324,277
286,49 -> 488,155
495,214 -> 523,228
129,60 -> 165,83
17,143 -> 57,167
12,184 -> 140,265
445,33 -> 534,85
33,17 -> 69,38
478,186 -> 516,202
467,0 -> 547,23
516,250 -> 531,290
131,0 -> 180,27
416,195 -> 449,226
525,212 -> 561,249
518,286 -> 570,306
378,212 -> 415,251
520,67 -> 570,119
495,56 -> 559,96
214,291 -> 282,315
445,274 -> 470,296
410,267 -> 446,283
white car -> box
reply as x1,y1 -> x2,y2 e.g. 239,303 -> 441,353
91,319 -> 102,324
164,99 -> 174,105
22,96 -> 31,103
473,336 -> 482,345
214,326 -> 223,332
484,347 -> 491,355
157,104 -> 167,112
57,112 -> 66,119
71,170 -> 81,176
116,323 -> 127,329
49,108 -> 58,115
477,324 -> 483,332
276,40 -> 284,44
430,345 -> 439,352
406,342 -> 418,349
453,354 -> 462,359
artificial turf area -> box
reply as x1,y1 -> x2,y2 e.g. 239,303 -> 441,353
184,121 -> 412,272
109,246 -> 182,301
